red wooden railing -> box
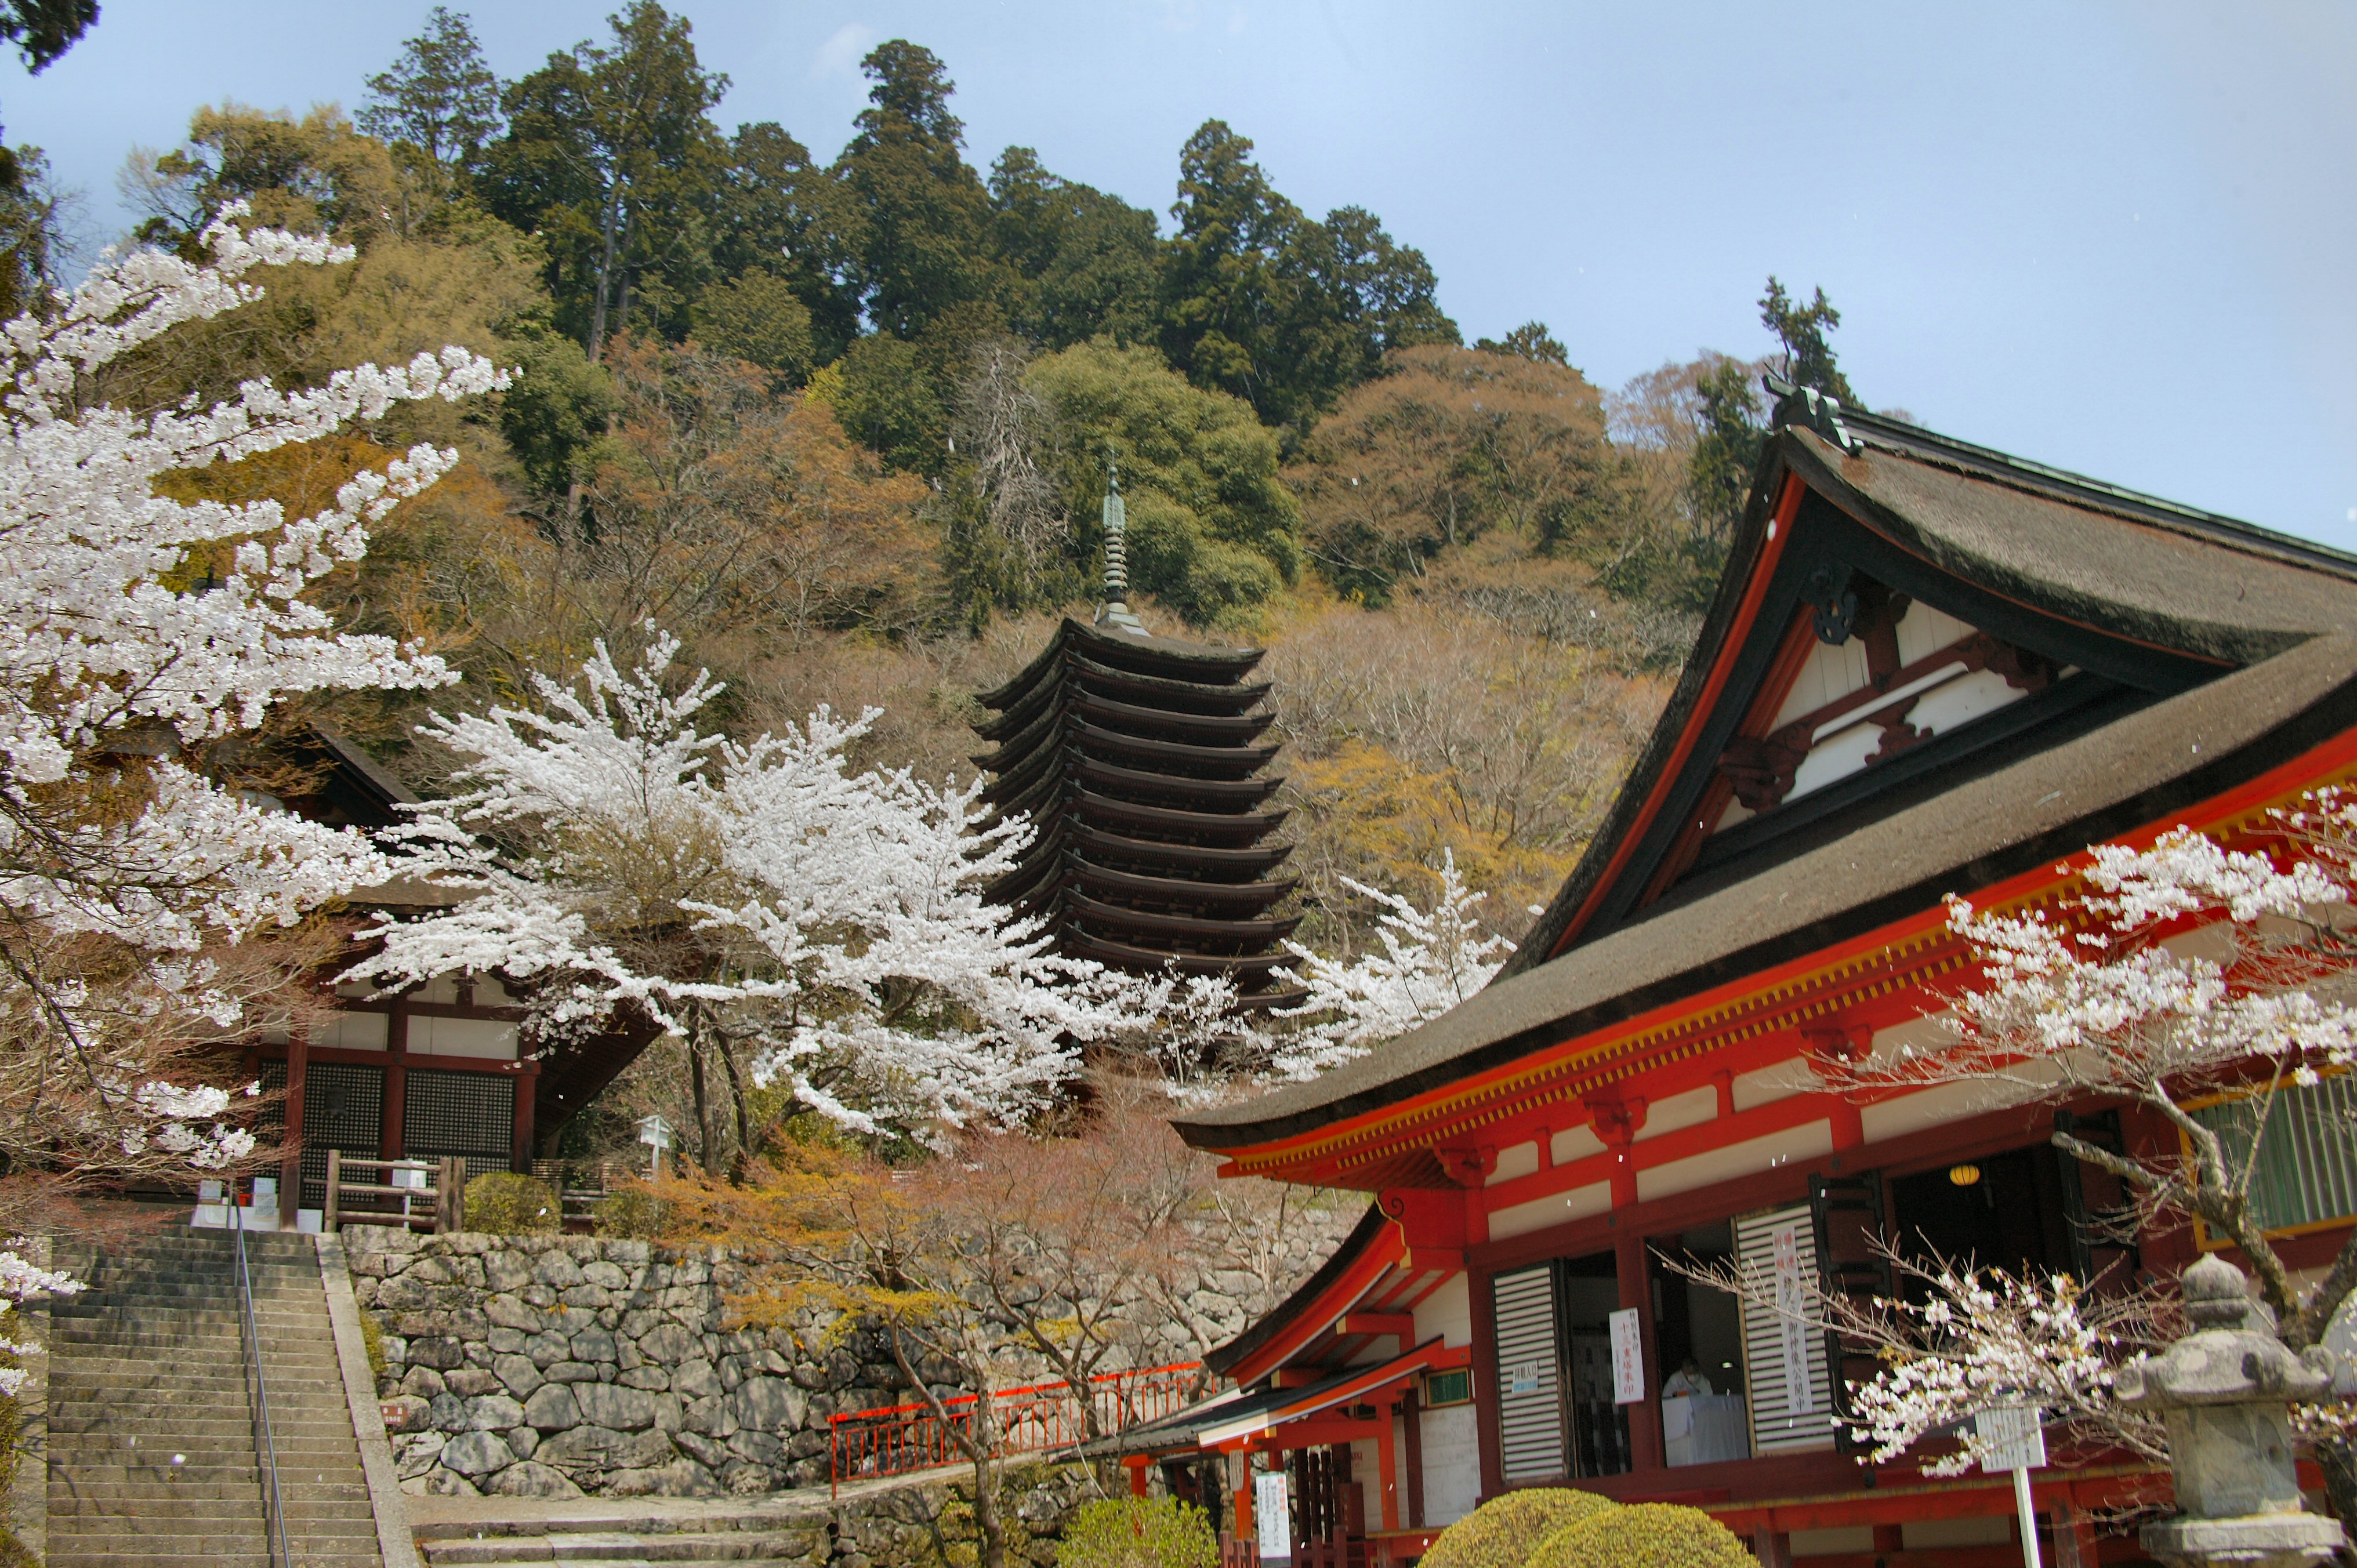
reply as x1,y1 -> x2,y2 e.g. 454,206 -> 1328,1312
828,1361 -> 1203,1494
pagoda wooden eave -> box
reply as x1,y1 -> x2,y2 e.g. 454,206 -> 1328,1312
975,683 -> 1277,746
1064,928 -> 1296,981
1070,757 -> 1285,810
1065,822 -> 1294,880
976,619 -> 1265,712
1061,858 -> 1299,913
1062,888 -> 1302,951
1064,720 -> 1282,779
1069,790 -> 1289,844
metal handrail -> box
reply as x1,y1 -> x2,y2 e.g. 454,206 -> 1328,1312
230,1182 -> 290,1568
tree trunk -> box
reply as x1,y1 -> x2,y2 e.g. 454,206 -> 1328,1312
687,1038 -> 713,1170
587,184 -> 626,362
716,1038 -> 753,1182
970,1449 -> 1006,1568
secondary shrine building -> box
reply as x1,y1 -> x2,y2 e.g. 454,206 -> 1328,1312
237,727 -> 659,1222
1147,389 -> 2357,1565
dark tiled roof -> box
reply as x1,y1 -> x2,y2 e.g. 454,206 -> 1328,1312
1174,409 -> 2357,1153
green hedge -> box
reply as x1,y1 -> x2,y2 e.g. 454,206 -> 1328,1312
1420,1487 -> 1618,1568
1530,1502 -> 1754,1568
461,1171 -> 561,1234
1056,1496 -> 1217,1568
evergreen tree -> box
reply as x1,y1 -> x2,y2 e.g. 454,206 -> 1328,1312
1687,355 -> 1766,540
1759,275 -> 1861,407
1161,121 -> 1453,436
712,120 -> 860,364
988,147 -> 1160,350
1475,321 -> 1570,366
358,6 -> 503,176
482,1 -> 730,358
833,41 -> 1009,347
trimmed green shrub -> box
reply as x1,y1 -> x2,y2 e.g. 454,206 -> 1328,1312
1057,1496 -> 1218,1568
1531,1501 -> 1754,1568
1420,1487 -> 1616,1568
591,1182 -> 672,1239
461,1171 -> 561,1235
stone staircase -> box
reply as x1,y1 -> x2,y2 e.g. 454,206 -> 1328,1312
414,1507 -> 831,1567
46,1228 -> 382,1568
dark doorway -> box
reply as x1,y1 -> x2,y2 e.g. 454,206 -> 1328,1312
1888,1145 -> 2071,1291
1557,1250 -> 1630,1479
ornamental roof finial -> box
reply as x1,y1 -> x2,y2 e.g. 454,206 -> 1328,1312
1096,448 -> 1145,635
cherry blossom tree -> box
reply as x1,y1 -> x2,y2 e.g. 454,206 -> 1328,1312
0,205 -> 498,1318
1269,850 -> 1514,1077
1777,799 -> 2357,1515
353,630 -> 1158,1148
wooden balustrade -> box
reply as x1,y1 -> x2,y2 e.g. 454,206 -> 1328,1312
324,1151 -> 466,1234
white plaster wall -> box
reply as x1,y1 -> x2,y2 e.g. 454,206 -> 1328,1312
1488,1179 -> 1611,1241
1418,1402 -> 1481,1529
1413,1274 -> 1470,1348
318,1011 -> 388,1051
1792,1527 -> 1875,1556
1905,1519 -> 2012,1548
1731,1060 -> 1808,1111
1551,1123 -> 1606,1164
1635,1120 -> 1832,1204
408,1015 -> 519,1059
1859,1076 -> 2018,1142
1488,1140 -> 1540,1185
1634,1084 -> 1718,1141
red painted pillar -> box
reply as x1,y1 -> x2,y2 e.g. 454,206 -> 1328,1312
278,1030 -> 309,1228
383,996 -> 409,1159
1470,1265 -> 1502,1500
510,1064 -> 536,1174
1616,1229 -> 1665,1472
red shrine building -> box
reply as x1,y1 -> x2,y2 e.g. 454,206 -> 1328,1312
1131,387 -> 2357,1565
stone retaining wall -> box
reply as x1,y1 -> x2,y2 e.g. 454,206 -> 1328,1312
353,1232 -> 875,1499
347,1206 -> 1355,1503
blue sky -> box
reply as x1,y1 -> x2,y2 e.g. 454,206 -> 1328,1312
11,2 -> 2354,545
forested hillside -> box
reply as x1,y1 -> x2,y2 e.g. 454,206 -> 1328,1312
24,2 -> 1869,967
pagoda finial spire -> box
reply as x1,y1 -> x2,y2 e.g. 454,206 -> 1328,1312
1096,449 -> 1146,634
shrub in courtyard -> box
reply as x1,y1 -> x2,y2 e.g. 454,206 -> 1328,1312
462,1172 -> 561,1234
1420,1487 -> 1616,1568
1530,1501 -> 1753,1568
1057,1496 -> 1218,1568
590,1179 -> 672,1239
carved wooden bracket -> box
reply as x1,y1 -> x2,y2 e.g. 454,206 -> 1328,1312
1434,1146 -> 1495,1188
1582,1090 -> 1648,1148
1800,1023 -> 1875,1068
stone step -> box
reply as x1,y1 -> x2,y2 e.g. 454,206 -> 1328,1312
51,1556 -> 376,1568
58,1481 -> 370,1504
421,1532 -> 833,1566
52,1494 -> 375,1520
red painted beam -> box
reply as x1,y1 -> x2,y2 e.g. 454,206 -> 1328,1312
1337,1313 -> 1416,1342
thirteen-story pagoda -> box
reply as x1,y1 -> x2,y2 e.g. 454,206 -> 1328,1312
971,469 -> 1304,1007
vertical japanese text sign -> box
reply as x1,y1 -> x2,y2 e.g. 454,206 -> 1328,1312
1770,1219 -> 1816,1414
1609,1307 -> 1646,1404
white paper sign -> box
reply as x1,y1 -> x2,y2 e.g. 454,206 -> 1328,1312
1255,1471 -> 1291,1559
1506,1359 -> 1540,1396
1770,1219 -> 1816,1415
1975,1406 -> 2048,1473
1608,1307 -> 1646,1404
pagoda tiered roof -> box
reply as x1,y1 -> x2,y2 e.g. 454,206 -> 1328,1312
974,615 -> 1303,1007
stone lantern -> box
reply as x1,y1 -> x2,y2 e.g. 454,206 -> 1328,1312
2117,1254 -> 2347,1568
